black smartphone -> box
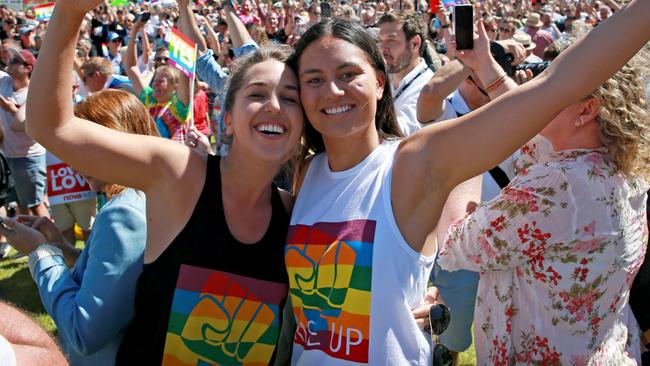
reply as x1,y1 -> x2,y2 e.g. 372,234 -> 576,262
454,4 -> 473,50
321,2 -> 332,19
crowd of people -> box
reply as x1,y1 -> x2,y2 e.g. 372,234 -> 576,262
0,0 -> 647,365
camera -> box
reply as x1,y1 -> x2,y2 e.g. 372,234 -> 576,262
136,12 -> 151,22
514,62 -> 550,77
490,41 -> 550,78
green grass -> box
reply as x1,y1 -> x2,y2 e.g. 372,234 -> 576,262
0,244 -> 478,365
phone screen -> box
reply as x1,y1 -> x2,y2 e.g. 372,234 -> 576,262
454,4 -> 473,50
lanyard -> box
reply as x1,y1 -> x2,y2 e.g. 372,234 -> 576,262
393,67 -> 428,102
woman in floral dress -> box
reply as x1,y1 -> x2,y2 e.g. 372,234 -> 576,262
438,40 -> 650,364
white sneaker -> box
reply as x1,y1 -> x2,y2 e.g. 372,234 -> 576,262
0,242 -> 10,259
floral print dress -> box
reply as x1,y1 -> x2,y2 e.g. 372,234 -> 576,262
439,137 -> 648,365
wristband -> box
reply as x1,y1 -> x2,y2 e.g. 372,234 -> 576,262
28,244 -> 63,279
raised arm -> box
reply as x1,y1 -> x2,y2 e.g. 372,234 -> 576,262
177,0 -> 208,54
124,18 -> 148,96
25,0 -> 193,193
225,3 -> 254,48
412,3 -> 650,188
416,60 -> 469,123
140,23 -> 151,68
394,2 -> 650,254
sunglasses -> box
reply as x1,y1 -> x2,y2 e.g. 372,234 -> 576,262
428,304 -> 453,366
154,56 -> 169,63
8,58 -> 27,66
499,27 -> 513,33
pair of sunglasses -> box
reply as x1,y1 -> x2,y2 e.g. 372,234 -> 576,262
428,303 -> 453,366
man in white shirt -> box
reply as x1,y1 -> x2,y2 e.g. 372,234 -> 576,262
378,11 -> 433,136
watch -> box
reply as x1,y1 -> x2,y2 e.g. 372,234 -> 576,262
28,244 -> 63,279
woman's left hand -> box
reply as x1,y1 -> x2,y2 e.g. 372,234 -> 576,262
0,217 -> 47,255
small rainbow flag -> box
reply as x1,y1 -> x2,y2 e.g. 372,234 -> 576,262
168,28 -> 197,79
34,3 -> 55,22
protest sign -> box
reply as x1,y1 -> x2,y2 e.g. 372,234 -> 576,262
168,27 -> 197,79
47,154 -> 96,206
33,3 -> 55,22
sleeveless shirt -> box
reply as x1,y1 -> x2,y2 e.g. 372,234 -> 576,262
116,155 -> 290,365
286,140 -> 435,365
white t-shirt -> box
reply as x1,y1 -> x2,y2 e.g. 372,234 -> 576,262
287,140 -> 435,365
0,72 -> 45,158
393,59 -> 434,137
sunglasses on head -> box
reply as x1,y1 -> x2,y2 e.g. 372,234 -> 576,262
428,303 -> 453,366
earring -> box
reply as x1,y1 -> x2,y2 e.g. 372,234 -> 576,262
575,118 -> 583,127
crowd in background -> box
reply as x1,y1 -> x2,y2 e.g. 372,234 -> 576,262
0,0 -> 647,365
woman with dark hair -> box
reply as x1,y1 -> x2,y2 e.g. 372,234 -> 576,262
0,89 -> 157,365
284,3 -> 650,363
26,1 -> 304,365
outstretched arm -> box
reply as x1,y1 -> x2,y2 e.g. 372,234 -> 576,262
124,18 -> 147,96
26,0 -> 193,193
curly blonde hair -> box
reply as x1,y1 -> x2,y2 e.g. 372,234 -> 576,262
552,28 -> 650,181
591,45 -> 650,181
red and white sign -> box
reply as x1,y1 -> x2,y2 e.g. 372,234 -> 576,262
47,154 -> 96,206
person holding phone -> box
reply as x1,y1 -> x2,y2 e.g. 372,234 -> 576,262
0,89 -> 155,366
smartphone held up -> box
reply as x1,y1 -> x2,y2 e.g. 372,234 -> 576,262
454,4 -> 473,50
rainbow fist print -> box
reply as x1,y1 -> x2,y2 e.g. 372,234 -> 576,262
285,220 -> 376,363
163,265 -> 286,365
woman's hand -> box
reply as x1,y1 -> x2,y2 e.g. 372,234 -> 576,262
0,217 -> 47,255
185,125 -> 212,156
453,19 -> 494,73
412,286 -> 443,331
16,216 -> 68,249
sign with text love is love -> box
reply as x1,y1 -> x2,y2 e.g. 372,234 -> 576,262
33,3 -> 54,22
168,28 -> 197,78
47,160 -> 96,206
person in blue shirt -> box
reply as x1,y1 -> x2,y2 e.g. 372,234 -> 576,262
0,89 -> 158,365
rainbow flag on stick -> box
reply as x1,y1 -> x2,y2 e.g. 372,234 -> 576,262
168,28 -> 197,79
34,3 -> 54,22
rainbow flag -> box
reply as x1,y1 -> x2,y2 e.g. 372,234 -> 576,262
168,28 -> 197,79
33,3 -> 54,22
285,219 -> 375,363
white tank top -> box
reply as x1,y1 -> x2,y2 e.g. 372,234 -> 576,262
287,140 -> 435,365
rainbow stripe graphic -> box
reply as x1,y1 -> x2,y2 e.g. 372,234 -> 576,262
285,220 -> 375,363
163,265 -> 287,366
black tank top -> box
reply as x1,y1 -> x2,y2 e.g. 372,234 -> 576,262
116,155 -> 290,365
